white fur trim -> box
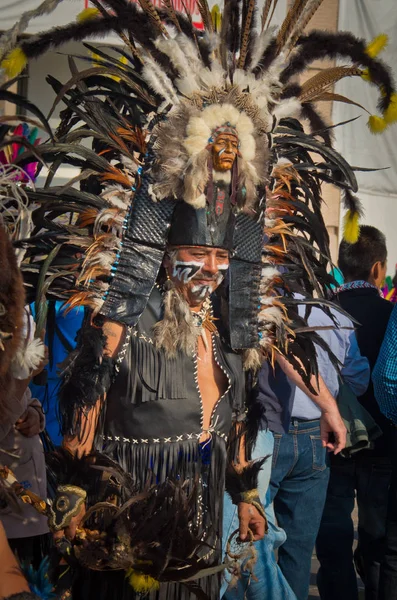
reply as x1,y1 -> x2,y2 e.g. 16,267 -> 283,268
186,193 -> 206,209
186,116 -> 212,140
213,170 -> 231,183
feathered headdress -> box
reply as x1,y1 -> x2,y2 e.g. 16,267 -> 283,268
2,0 -> 396,382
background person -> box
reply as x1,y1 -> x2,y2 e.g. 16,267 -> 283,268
267,297 -> 368,600
317,226 -> 394,600
373,303 -> 397,600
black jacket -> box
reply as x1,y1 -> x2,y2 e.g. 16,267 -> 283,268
335,287 -> 394,457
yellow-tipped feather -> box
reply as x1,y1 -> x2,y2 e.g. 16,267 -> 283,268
211,5 -> 222,31
367,115 -> 387,134
366,34 -> 388,59
343,211 -> 360,244
76,7 -> 101,22
91,51 -> 127,82
384,92 -> 397,125
360,68 -> 371,83
1,47 -> 27,78
126,570 -> 160,593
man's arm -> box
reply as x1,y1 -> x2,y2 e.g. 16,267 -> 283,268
277,354 -> 347,454
62,319 -> 125,456
373,305 -> 397,423
0,522 -> 31,599
55,319 -> 125,541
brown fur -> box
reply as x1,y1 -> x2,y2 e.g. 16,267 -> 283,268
0,227 -> 25,419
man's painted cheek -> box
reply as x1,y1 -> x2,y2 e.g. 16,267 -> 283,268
171,259 -> 204,283
216,263 -> 229,284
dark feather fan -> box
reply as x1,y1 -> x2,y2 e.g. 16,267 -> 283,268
46,449 -> 219,598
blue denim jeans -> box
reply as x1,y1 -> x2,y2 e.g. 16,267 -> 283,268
269,419 -> 330,600
316,454 -> 392,600
221,429 -> 296,599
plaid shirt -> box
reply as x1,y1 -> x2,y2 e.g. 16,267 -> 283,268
373,304 -> 397,424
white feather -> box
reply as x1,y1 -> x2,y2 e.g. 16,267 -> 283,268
261,266 -> 280,281
198,60 -> 225,90
258,305 -> 284,326
175,34 -> 202,73
11,338 -> 46,380
142,54 -> 179,104
250,26 -> 277,70
273,98 -> 302,122
154,37 -> 191,77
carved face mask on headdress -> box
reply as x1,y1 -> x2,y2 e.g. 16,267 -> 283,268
211,129 -> 239,172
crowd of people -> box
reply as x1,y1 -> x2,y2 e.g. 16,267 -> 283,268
1,0 -> 397,599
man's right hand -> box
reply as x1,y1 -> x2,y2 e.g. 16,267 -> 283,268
53,503 -> 86,543
320,407 -> 347,455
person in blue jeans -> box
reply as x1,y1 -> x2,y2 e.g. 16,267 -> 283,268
222,427 -> 296,600
221,337 -> 353,600
268,298 -> 369,600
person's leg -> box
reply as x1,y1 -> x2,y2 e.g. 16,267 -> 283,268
378,463 -> 397,600
271,419 -> 330,600
355,457 -> 392,600
315,457 -> 358,600
222,429 -> 296,599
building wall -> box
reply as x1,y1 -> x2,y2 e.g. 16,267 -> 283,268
288,0 -> 341,263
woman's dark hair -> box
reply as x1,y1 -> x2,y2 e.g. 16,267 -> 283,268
338,225 -> 387,282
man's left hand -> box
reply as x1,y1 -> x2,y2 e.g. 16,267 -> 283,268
238,502 -> 267,542
15,406 -> 41,437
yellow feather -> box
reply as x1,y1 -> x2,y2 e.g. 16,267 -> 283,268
343,211 -> 360,244
366,34 -> 388,59
360,68 -> 371,82
384,92 -> 397,125
367,115 -> 387,134
211,5 -> 222,31
1,47 -> 27,78
76,7 -> 101,22
126,570 -> 160,593
91,51 -> 127,82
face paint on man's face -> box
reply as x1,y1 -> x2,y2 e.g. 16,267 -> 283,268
216,263 -> 229,284
190,283 -> 213,300
171,259 -> 204,283
189,263 -> 229,300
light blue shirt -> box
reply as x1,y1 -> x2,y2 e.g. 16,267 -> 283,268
291,297 -> 370,420
373,303 -> 397,424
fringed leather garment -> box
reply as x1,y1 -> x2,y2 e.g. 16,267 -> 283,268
72,287 -> 245,600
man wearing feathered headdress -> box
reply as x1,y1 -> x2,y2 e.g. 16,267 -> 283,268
1,0 -> 396,597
